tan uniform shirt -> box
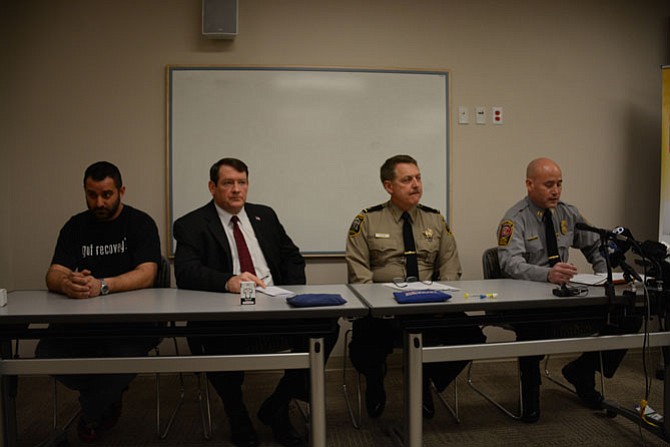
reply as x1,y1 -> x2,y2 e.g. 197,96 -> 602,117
497,196 -> 606,282
346,201 -> 462,284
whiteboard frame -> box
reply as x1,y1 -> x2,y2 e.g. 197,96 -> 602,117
166,65 -> 451,257
660,66 -> 669,245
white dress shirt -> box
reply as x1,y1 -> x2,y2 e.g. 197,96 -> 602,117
214,203 -> 274,286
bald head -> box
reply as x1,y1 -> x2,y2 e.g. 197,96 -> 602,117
526,158 -> 560,180
525,158 -> 562,209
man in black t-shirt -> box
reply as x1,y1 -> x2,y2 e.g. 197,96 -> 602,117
37,161 -> 161,443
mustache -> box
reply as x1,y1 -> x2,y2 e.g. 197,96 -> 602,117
92,207 -> 112,216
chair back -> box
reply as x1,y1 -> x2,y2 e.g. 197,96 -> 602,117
154,256 -> 171,288
482,247 -> 502,279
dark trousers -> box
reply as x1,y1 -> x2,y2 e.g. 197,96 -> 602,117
349,315 -> 486,391
514,314 -> 643,389
35,330 -> 158,423
187,319 -> 340,418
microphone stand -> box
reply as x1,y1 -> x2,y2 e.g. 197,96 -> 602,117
600,233 -> 616,324
576,225 -> 670,439
598,236 -> 670,441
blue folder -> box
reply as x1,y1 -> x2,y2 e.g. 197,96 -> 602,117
286,293 -> 347,307
393,290 -> 452,304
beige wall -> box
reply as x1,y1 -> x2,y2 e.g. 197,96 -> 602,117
1,0 -> 669,291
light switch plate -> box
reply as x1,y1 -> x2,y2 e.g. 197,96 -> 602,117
458,106 -> 469,124
475,106 -> 486,124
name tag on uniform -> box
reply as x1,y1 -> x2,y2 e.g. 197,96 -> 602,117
375,233 -> 390,239
527,236 -> 539,241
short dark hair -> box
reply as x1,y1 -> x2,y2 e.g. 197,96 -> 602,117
83,161 -> 123,189
209,158 -> 249,184
380,155 -> 418,183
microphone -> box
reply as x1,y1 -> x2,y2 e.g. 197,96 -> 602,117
575,223 -> 634,241
612,226 -> 634,240
578,223 -> 638,277
608,240 -> 642,282
575,222 -> 614,238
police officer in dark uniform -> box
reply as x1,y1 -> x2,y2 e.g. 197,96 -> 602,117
497,157 -> 641,423
346,154 -> 485,419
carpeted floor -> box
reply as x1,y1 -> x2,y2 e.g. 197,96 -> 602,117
13,351 -> 670,446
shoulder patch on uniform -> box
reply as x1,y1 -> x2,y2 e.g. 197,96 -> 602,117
498,220 -> 514,246
349,213 -> 366,237
418,204 -> 440,214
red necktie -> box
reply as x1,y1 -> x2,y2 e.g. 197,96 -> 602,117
231,215 -> 256,276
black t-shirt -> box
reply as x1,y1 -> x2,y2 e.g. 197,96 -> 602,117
51,204 -> 161,278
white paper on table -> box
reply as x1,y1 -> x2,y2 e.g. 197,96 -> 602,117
256,286 -> 296,297
382,282 -> 460,292
570,272 -> 626,286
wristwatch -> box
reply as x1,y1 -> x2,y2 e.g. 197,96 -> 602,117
100,279 -> 110,296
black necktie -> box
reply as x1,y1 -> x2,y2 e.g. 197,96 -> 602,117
231,215 -> 256,276
402,211 -> 419,278
543,209 -> 560,267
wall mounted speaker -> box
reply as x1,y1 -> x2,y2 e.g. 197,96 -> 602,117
202,0 -> 238,39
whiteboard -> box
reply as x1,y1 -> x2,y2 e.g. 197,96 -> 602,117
167,66 -> 450,255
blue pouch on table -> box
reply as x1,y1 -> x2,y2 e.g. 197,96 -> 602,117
393,290 -> 452,304
286,293 -> 347,307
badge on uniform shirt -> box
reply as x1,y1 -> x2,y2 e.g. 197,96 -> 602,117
560,220 -> 568,235
498,220 -> 514,246
422,228 -> 434,241
349,213 -> 365,237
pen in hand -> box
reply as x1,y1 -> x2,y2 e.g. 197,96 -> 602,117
257,275 -> 270,288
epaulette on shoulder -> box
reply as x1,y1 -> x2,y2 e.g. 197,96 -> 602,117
513,201 -> 530,216
363,204 -> 384,213
418,204 -> 440,214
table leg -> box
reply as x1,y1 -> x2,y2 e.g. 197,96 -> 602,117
309,337 -> 325,447
664,357 -> 670,438
0,337 -> 17,447
404,332 -> 422,447
0,373 -> 5,447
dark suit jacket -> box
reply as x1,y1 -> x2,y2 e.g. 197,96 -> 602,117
173,201 -> 305,291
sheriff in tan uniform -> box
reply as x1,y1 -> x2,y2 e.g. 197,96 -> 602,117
345,154 -> 484,421
347,201 -> 461,283
497,196 -> 605,282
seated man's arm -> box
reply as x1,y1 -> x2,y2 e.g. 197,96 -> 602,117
346,212 -> 374,284
498,218 -> 577,284
173,217 -> 233,292
272,210 -> 306,285
498,218 -> 554,283
436,217 -> 462,281
46,264 -> 90,299
173,215 -> 273,293
46,262 -> 157,299
103,261 -> 157,293
278,241 -> 306,285
572,210 -> 607,274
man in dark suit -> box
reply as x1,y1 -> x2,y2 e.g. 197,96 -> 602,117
173,158 -> 337,447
